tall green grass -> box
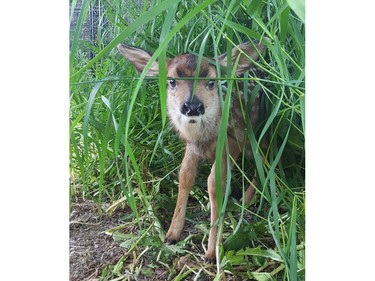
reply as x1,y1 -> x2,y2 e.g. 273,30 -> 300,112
70,0 -> 305,279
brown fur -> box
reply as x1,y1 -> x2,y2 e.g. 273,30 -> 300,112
118,41 -> 267,261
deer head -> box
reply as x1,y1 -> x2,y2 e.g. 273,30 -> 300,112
118,41 -> 266,142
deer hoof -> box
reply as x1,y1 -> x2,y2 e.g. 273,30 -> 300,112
165,238 -> 177,245
204,252 -> 216,263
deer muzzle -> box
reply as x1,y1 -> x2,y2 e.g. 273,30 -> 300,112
180,96 -> 205,117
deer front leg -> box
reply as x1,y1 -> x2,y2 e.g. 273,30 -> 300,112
205,138 -> 241,261
205,160 -> 228,261
165,145 -> 199,244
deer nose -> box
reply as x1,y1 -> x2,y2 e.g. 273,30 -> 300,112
181,99 -> 205,116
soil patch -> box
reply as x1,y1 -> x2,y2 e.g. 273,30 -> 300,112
70,200 -> 125,281
69,198 -> 254,280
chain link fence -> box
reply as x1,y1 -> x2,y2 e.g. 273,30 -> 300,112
70,0 -> 103,59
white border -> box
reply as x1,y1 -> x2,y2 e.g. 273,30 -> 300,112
1,1 -> 69,280
307,1 -> 375,280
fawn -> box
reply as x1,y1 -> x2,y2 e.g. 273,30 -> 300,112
118,40 -> 267,261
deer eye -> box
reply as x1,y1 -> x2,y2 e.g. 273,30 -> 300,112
207,80 -> 215,90
169,79 -> 177,89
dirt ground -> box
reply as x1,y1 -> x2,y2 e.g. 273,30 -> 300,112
70,200 -> 177,281
70,200 -> 126,281
69,200 -> 250,281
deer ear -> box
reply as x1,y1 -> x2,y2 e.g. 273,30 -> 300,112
218,41 -> 267,75
117,44 -> 159,76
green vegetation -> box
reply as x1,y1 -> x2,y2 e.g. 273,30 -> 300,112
70,0 -> 305,280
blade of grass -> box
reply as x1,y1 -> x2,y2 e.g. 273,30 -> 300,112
286,0 -> 305,23
279,5 -> 290,42
125,139 -> 149,207
70,0 -> 90,70
83,81 -> 105,159
158,3 -> 178,127
70,128 -> 86,188
115,153 -> 140,227
287,196 -> 298,281
98,115 -> 112,204
300,91 -> 305,134
69,0 -> 78,23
